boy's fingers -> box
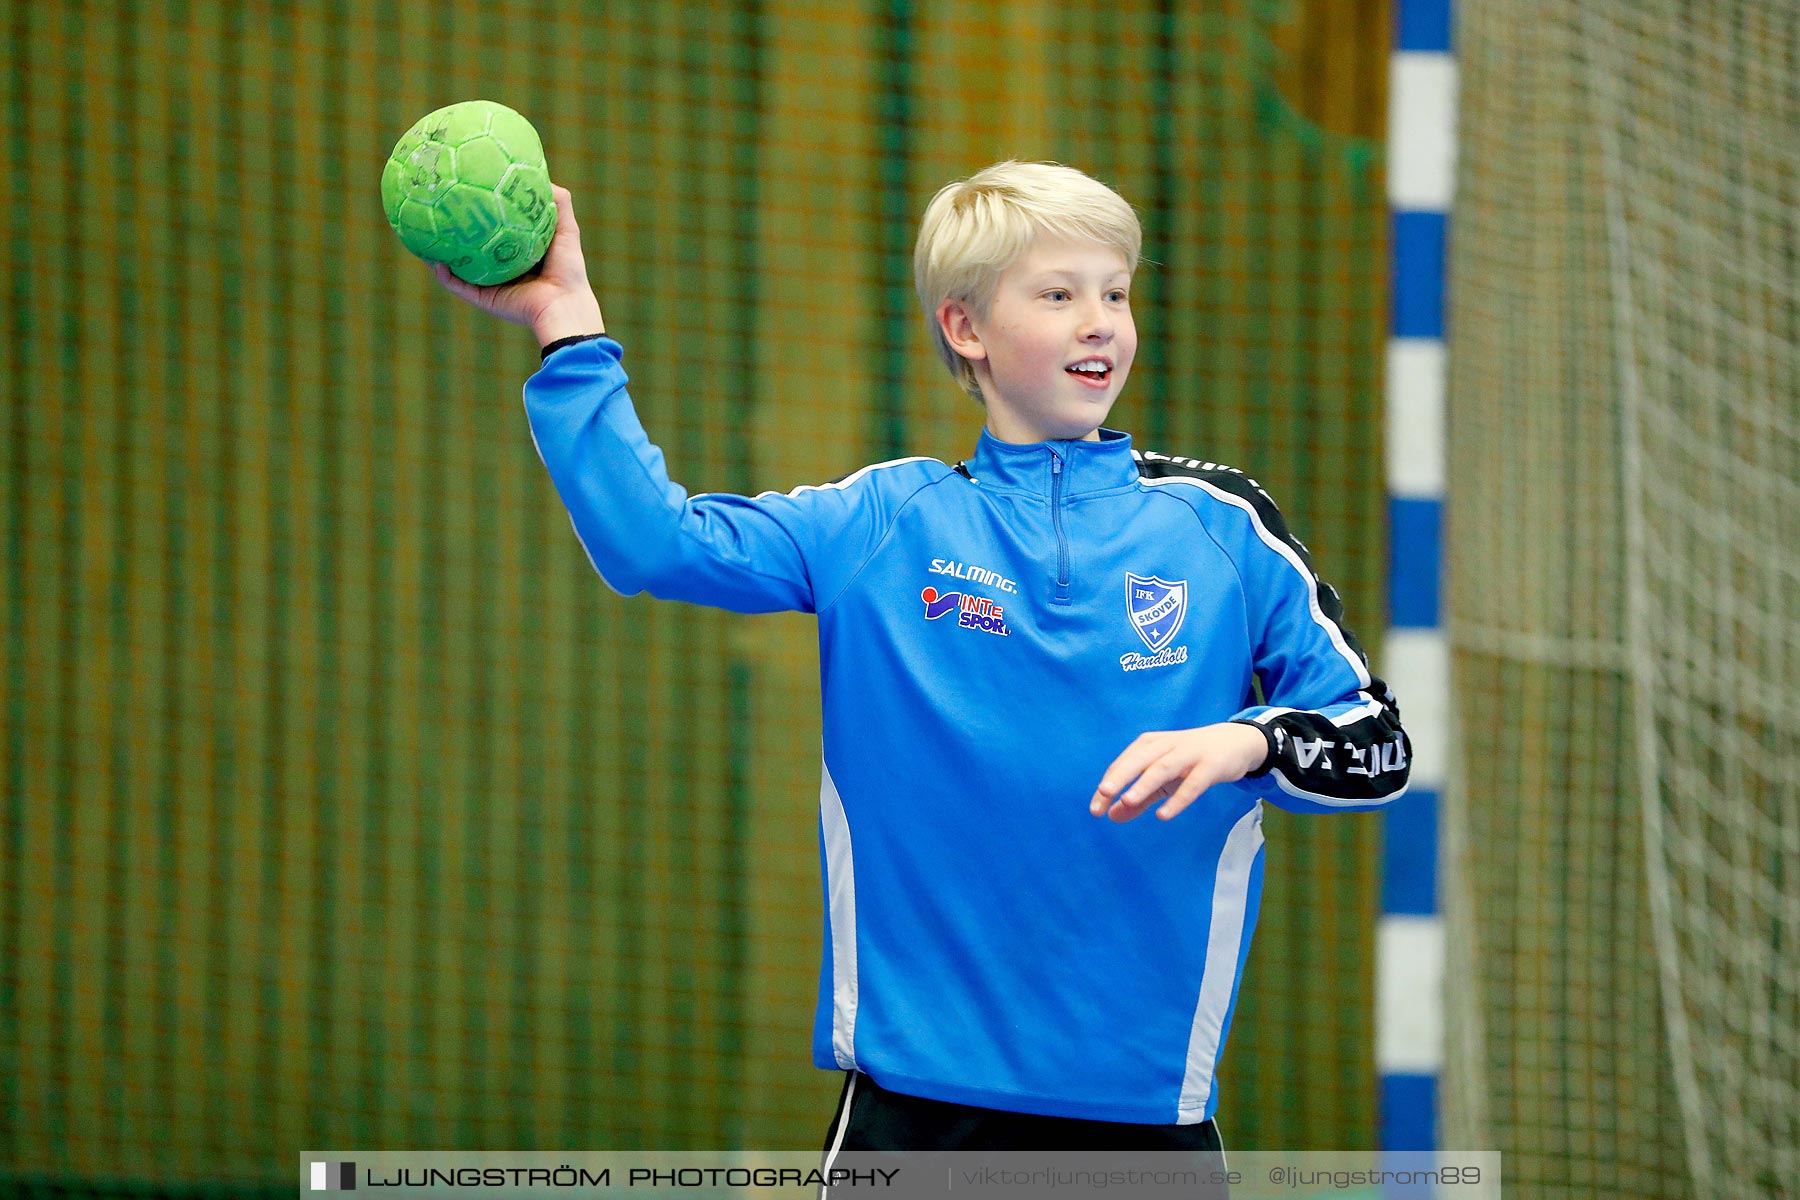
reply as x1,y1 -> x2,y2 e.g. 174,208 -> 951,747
551,186 -> 579,242
1117,750 -> 1190,808
1107,753 -> 1190,822
549,193 -> 572,239
431,260 -> 473,301
539,186 -> 588,281
1090,735 -> 1169,812
1105,781 -> 1172,823
1156,765 -> 1219,821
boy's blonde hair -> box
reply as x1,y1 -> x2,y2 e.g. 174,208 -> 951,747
914,161 -> 1142,401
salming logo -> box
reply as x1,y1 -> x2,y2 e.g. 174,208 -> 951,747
929,559 -> 1019,595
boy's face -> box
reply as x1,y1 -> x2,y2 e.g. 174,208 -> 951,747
942,236 -> 1136,444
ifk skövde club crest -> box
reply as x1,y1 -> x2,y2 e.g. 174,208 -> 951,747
1126,573 -> 1189,653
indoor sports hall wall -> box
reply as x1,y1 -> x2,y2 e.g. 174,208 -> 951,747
0,2 -> 1393,1192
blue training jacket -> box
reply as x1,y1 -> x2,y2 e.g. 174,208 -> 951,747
524,336 -> 1411,1124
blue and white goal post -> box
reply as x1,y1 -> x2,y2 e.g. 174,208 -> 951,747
1379,0 -> 1455,1170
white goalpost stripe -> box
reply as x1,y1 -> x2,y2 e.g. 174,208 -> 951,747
1388,53 -> 1459,210
1377,915 -> 1446,1072
1386,338 -> 1448,498
1381,630 -> 1449,791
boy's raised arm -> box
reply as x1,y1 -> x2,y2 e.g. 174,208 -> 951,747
431,185 -> 930,616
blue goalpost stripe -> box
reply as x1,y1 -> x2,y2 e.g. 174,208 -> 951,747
1380,1073 -> 1439,1152
1391,211 -> 1447,339
1381,788 -> 1439,915
1388,496 -> 1442,628
1397,0 -> 1454,53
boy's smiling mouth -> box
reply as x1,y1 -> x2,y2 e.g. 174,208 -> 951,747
1066,357 -> 1114,388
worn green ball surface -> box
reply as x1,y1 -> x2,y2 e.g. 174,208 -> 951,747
380,100 -> 555,286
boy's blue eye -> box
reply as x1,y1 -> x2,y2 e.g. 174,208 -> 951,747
1041,287 -> 1127,302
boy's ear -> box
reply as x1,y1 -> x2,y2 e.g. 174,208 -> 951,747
936,299 -> 987,362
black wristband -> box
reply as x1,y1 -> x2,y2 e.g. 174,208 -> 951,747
540,332 -> 608,361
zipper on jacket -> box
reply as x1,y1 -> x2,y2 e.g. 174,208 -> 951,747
1050,450 -> 1071,605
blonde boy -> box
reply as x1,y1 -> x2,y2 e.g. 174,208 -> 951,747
434,161 -> 1409,1152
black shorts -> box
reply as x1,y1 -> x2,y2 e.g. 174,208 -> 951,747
821,1069 -> 1227,1152
819,1072 -> 1230,1198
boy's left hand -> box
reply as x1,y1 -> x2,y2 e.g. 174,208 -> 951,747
1090,723 -> 1270,822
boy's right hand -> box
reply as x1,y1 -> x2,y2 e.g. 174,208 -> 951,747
429,183 -> 607,349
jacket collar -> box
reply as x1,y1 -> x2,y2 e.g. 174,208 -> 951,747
963,427 -> 1139,496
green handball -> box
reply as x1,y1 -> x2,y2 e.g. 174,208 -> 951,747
381,100 -> 556,285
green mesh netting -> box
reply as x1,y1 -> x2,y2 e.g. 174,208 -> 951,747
1446,4 -> 1799,1197
0,2 -> 1392,1192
